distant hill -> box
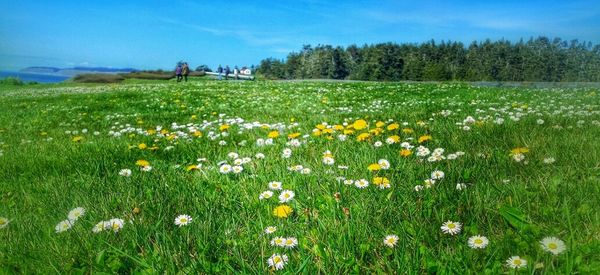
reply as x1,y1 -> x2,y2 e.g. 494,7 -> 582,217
20,66 -> 138,76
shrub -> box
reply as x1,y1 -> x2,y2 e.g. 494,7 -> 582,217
0,77 -> 24,85
72,74 -> 125,83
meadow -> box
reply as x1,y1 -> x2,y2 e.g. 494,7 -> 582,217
0,79 -> 599,273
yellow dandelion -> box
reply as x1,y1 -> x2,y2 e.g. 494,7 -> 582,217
402,128 -> 414,134
193,131 -> 202,137
138,143 -> 147,150
72,136 -> 83,142
387,123 -> 400,131
373,177 -> 390,185
418,135 -> 432,143
353,119 -> 368,130
135,160 -> 150,167
186,164 -> 199,171
357,132 -> 370,141
333,125 -> 344,131
367,163 -> 381,171
273,205 -> 293,218
400,149 -> 413,157
287,132 -> 301,139
510,147 -> 529,155
219,124 -> 230,131
375,121 -> 385,128
268,131 -> 280,138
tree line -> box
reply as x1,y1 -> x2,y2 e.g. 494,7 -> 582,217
256,37 -> 600,82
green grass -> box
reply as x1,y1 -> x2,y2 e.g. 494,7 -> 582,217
0,81 -> 599,273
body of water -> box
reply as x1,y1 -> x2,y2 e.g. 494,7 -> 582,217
0,71 -> 70,83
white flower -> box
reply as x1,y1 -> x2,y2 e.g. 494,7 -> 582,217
55,220 -> 73,233
119,169 -> 132,177
506,256 -> 527,269
467,235 -> 489,249
268,181 -> 282,190
355,179 -> 369,188
414,185 -> 423,192
447,153 -> 458,160
68,207 -> 86,221
378,159 -> 390,169
255,153 -> 265,159
424,179 -> 436,188
0,217 -> 9,229
92,221 -> 106,233
284,237 -> 298,248
322,156 -> 335,165
300,168 -> 311,174
431,170 -> 445,180
140,165 -> 153,172
462,125 -> 471,131
338,134 -> 347,141
278,190 -> 295,203
440,221 -> 462,235
537,119 -> 545,125
543,157 -> 555,164
264,226 -> 277,234
540,237 -> 566,255
456,183 -> 467,190
343,179 -> 354,185
513,153 -> 525,162
270,237 -> 286,247
219,164 -> 232,174
259,191 -> 274,200
227,152 -> 239,159
174,214 -> 192,227
107,218 -> 125,232
232,165 -> 244,174
267,253 -> 288,270
383,235 -> 399,248
374,141 -> 383,147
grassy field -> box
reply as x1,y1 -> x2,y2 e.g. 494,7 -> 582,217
0,80 -> 599,273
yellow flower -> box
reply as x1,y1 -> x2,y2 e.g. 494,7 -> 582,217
219,124 -> 230,131
287,132 -> 301,139
333,125 -> 344,131
400,149 -> 413,157
160,129 -> 169,135
138,143 -> 147,150
387,123 -> 400,131
191,115 -> 197,120
353,119 -> 368,130
343,129 -> 354,135
72,136 -> 83,142
357,133 -> 370,141
312,129 -> 322,136
510,147 -> 529,155
373,177 -> 389,185
402,128 -> 414,134
388,135 -> 400,143
322,128 -> 334,134
268,131 -> 280,138
367,163 -> 381,171
147,129 -> 157,135
193,131 -> 202,137
375,121 -> 385,128
418,135 -> 432,143
135,160 -> 150,167
273,205 -> 293,218
316,124 -> 327,130
186,164 -> 199,171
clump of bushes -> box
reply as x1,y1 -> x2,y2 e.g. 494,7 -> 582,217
119,71 -> 174,80
0,77 -> 25,85
72,74 -> 125,83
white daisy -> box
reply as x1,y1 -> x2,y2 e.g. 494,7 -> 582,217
0,217 -> 9,229
467,235 -> 489,249
68,207 -> 86,221
140,165 -> 153,172
378,159 -> 390,169
267,253 -> 288,270
543,157 -> 555,164
92,221 -> 106,233
264,226 -> 277,234
278,190 -> 295,203
440,221 -> 462,235
259,191 -> 274,200
107,218 -> 125,232
355,179 -> 369,189
268,181 -> 283,190
270,236 -> 286,247
383,235 -> 399,248
232,165 -> 244,174
414,185 -> 424,192
284,237 -> 298,248
55,220 -> 73,233
540,237 -> 566,255
431,170 -> 445,180
174,214 -> 192,227
506,256 -> 527,269
322,156 -> 335,165
219,164 -> 232,174
119,169 -> 132,177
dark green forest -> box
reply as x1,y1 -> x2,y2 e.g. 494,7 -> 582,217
256,37 -> 600,82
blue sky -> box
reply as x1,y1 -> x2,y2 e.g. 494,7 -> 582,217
1,0 -> 599,71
